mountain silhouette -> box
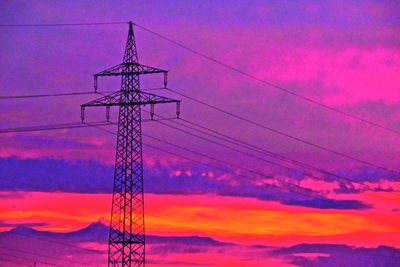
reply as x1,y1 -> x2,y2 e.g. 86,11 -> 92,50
1,221 -> 233,246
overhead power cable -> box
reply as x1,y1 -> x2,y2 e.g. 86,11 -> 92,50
146,131 -> 274,179
92,124 -> 335,200
149,111 -> 327,174
3,89 -> 395,177
0,178 -> 106,256
1,21 -> 396,136
148,113 -> 371,191
0,121 -> 113,134
90,124 -> 257,179
0,204 -> 104,257
147,119 -> 315,182
133,22 -> 400,137
0,88 -> 165,100
165,88 -> 400,174
175,117 -> 385,191
1,123 -> 326,242
0,246 -> 96,266
3,92 -> 395,182
1,119 -> 394,197
5,169 -> 388,267
95,123 -> 266,178
0,256 -> 31,267
6,230 -> 104,256
5,118 -> 384,202
144,113 -> 397,194
1,21 -> 396,172
0,122 -> 394,260
0,251 -> 56,266
0,21 -> 128,27
0,91 -> 97,99
143,132 -> 318,197
0,118 -> 177,134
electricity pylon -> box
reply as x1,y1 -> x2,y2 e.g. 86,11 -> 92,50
81,22 -> 180,266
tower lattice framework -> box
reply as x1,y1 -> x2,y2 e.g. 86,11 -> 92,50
81,22 -> 180,266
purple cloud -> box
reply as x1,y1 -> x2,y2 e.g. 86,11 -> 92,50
0,157 -> 373,210
274,243 -> 400,267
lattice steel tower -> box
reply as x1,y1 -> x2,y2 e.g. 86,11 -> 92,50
81,22 -> 180,266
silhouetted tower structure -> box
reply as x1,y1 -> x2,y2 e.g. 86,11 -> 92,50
81,22 -> 180,266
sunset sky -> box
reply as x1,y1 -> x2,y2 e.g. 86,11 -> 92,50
0,1 -> 399,266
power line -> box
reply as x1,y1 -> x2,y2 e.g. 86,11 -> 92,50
133,22 -> 400,137
1,21 -> 396,136
1,22 -> 396,172
92,123 -> 267,179
115,118 -> 317,198
2,101 -> 384,192
1,20 -> 397,256
0,246 -> 96,266
140,135 -> 384,203
5,227 -> 105,256
1,119 -> 396,202
0,21 -> 128,27
146,131 -> 274,179
0,88 -> 165,100
92,121 -> 398,200
140,117 -> 279,179
3,90 -> 396,180
0,256 -> 31,267
3,167 -> 384,267
0,118 -> 176,134
0,174 -> 105,255
0,91 -> 96,99
0,251 -> 56,266
143,132 -> 318,197
92,124 -> 330,200
165,88 -> 400,174
0,109 -> 395,193
0,124 -> 323,258
0,121 -> 113,134
144,113 -> 397,194
176,117 -> 385,192
0,123 -> 392,263
149,112 -> 331,177
146,119 -> 313,183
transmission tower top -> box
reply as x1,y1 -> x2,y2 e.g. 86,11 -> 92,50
123,22 -> 138,64
80,22 -> 181,121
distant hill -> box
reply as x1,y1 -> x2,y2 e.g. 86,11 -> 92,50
0,221 -> 234,246
1,223 -> 399,266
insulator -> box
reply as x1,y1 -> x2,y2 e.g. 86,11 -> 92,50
163,73 -> 168,88
94,76 -> 98,92
106,106 -> 111,122
81,106 -> 85,122
150,104 -> 155,120
176,102 -> 181,118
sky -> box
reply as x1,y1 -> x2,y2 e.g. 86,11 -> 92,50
0,0 -> 400,266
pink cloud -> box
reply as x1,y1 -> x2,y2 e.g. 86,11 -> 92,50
175,26 -> 400,106
299,178 -> 340,193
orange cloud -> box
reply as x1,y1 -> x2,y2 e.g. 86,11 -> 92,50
0,191 -> 398,248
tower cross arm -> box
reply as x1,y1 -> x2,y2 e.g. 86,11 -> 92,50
139,91 -> 180,105
81,91 -> 180,107
94,62 -> 168,77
